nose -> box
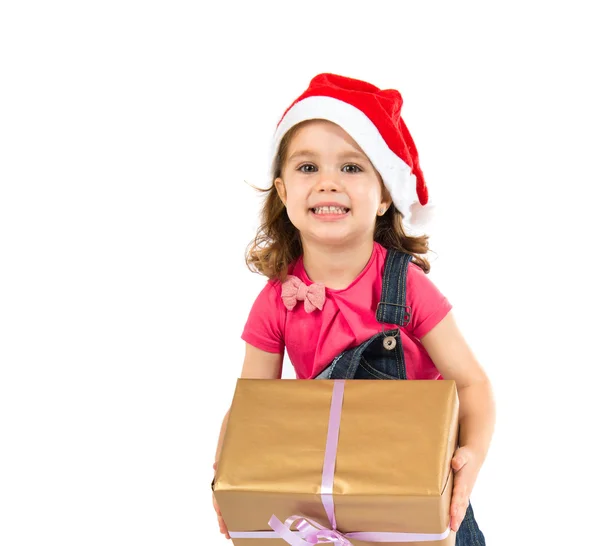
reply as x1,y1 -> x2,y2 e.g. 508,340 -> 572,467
314,171 -> 341,192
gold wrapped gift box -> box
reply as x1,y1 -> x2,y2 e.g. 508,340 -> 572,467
213,379 -> 459,545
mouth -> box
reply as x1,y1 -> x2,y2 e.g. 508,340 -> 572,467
310,205 -> 350,215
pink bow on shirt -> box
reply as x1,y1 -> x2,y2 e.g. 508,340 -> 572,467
281,275 -> 326,313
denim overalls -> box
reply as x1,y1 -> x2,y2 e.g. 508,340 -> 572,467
314,249 -> 486,546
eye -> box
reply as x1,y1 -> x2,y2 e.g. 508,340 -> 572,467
298,163 -> 317,173
342,164 -> 363,174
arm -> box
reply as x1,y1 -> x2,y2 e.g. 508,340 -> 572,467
420,311 -> 496,530
212,345 -> 283,540
213,343 -> 284,466
420,311 -> 495,463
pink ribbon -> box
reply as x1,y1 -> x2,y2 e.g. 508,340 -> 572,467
268,514 -> 353,545
267,380 -> 346,544
229,380 -> 451,544
281,275 -> 326,313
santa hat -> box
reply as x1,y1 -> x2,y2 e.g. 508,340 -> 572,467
269,73 -> 434,230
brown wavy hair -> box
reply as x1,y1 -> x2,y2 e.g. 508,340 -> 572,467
245,121 -> 432,281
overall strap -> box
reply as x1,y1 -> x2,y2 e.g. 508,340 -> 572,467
376,249 -> 412,327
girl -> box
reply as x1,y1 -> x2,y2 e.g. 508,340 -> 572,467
213,73 -> 495,545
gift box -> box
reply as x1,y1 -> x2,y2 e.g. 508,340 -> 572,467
213,379 -> 459,545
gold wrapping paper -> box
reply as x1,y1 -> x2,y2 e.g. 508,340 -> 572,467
213,379 -> 459,546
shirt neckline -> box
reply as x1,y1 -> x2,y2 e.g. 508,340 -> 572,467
295,242 -> 382,294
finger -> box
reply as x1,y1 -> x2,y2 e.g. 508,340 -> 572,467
451,498 -> 467,519
452,457 -> 476,490
452,454 -> 467,472
450,482 -> 469,532
213,494 -> 222,515
452,481 -> 468,505
218,516 -> 230,539
451,446 -> 472,472
451,514 -> 463,532
450,502 -> 468,532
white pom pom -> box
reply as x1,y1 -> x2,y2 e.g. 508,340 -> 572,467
406,201 -> 437,233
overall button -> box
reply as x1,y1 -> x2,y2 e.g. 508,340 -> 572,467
383,336 -> 397,350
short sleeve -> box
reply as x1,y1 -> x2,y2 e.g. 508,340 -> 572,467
405,263 -> 452,339
241,281 -> 286,354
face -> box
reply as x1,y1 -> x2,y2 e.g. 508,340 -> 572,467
274,120 -> 391,248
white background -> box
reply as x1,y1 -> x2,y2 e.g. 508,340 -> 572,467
1,1 -> 599,545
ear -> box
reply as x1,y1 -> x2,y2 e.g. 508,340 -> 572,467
274,177 -> 287,206
379,186 -> 393,214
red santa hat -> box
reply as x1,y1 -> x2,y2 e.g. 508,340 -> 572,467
269,73 -> 434,230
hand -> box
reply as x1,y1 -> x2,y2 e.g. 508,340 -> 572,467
213,494 -> 231,540
212,462 -> 231,540
449,446 -> 481,532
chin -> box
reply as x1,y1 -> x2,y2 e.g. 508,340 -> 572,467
304,229 -> 360,247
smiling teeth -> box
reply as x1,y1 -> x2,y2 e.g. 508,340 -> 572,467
313,206 -> 348,215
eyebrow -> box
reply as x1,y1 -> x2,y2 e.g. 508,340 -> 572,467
287,149 -> 368,162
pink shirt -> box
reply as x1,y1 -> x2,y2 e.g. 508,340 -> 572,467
242,242 -> 452,380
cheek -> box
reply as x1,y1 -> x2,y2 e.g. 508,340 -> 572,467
351,184 -> 382,207
282,187 -> 308,226
283,184 -> 307,207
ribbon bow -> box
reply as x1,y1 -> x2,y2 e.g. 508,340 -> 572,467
269,515 -> 352,546
281,275 -> 326,313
